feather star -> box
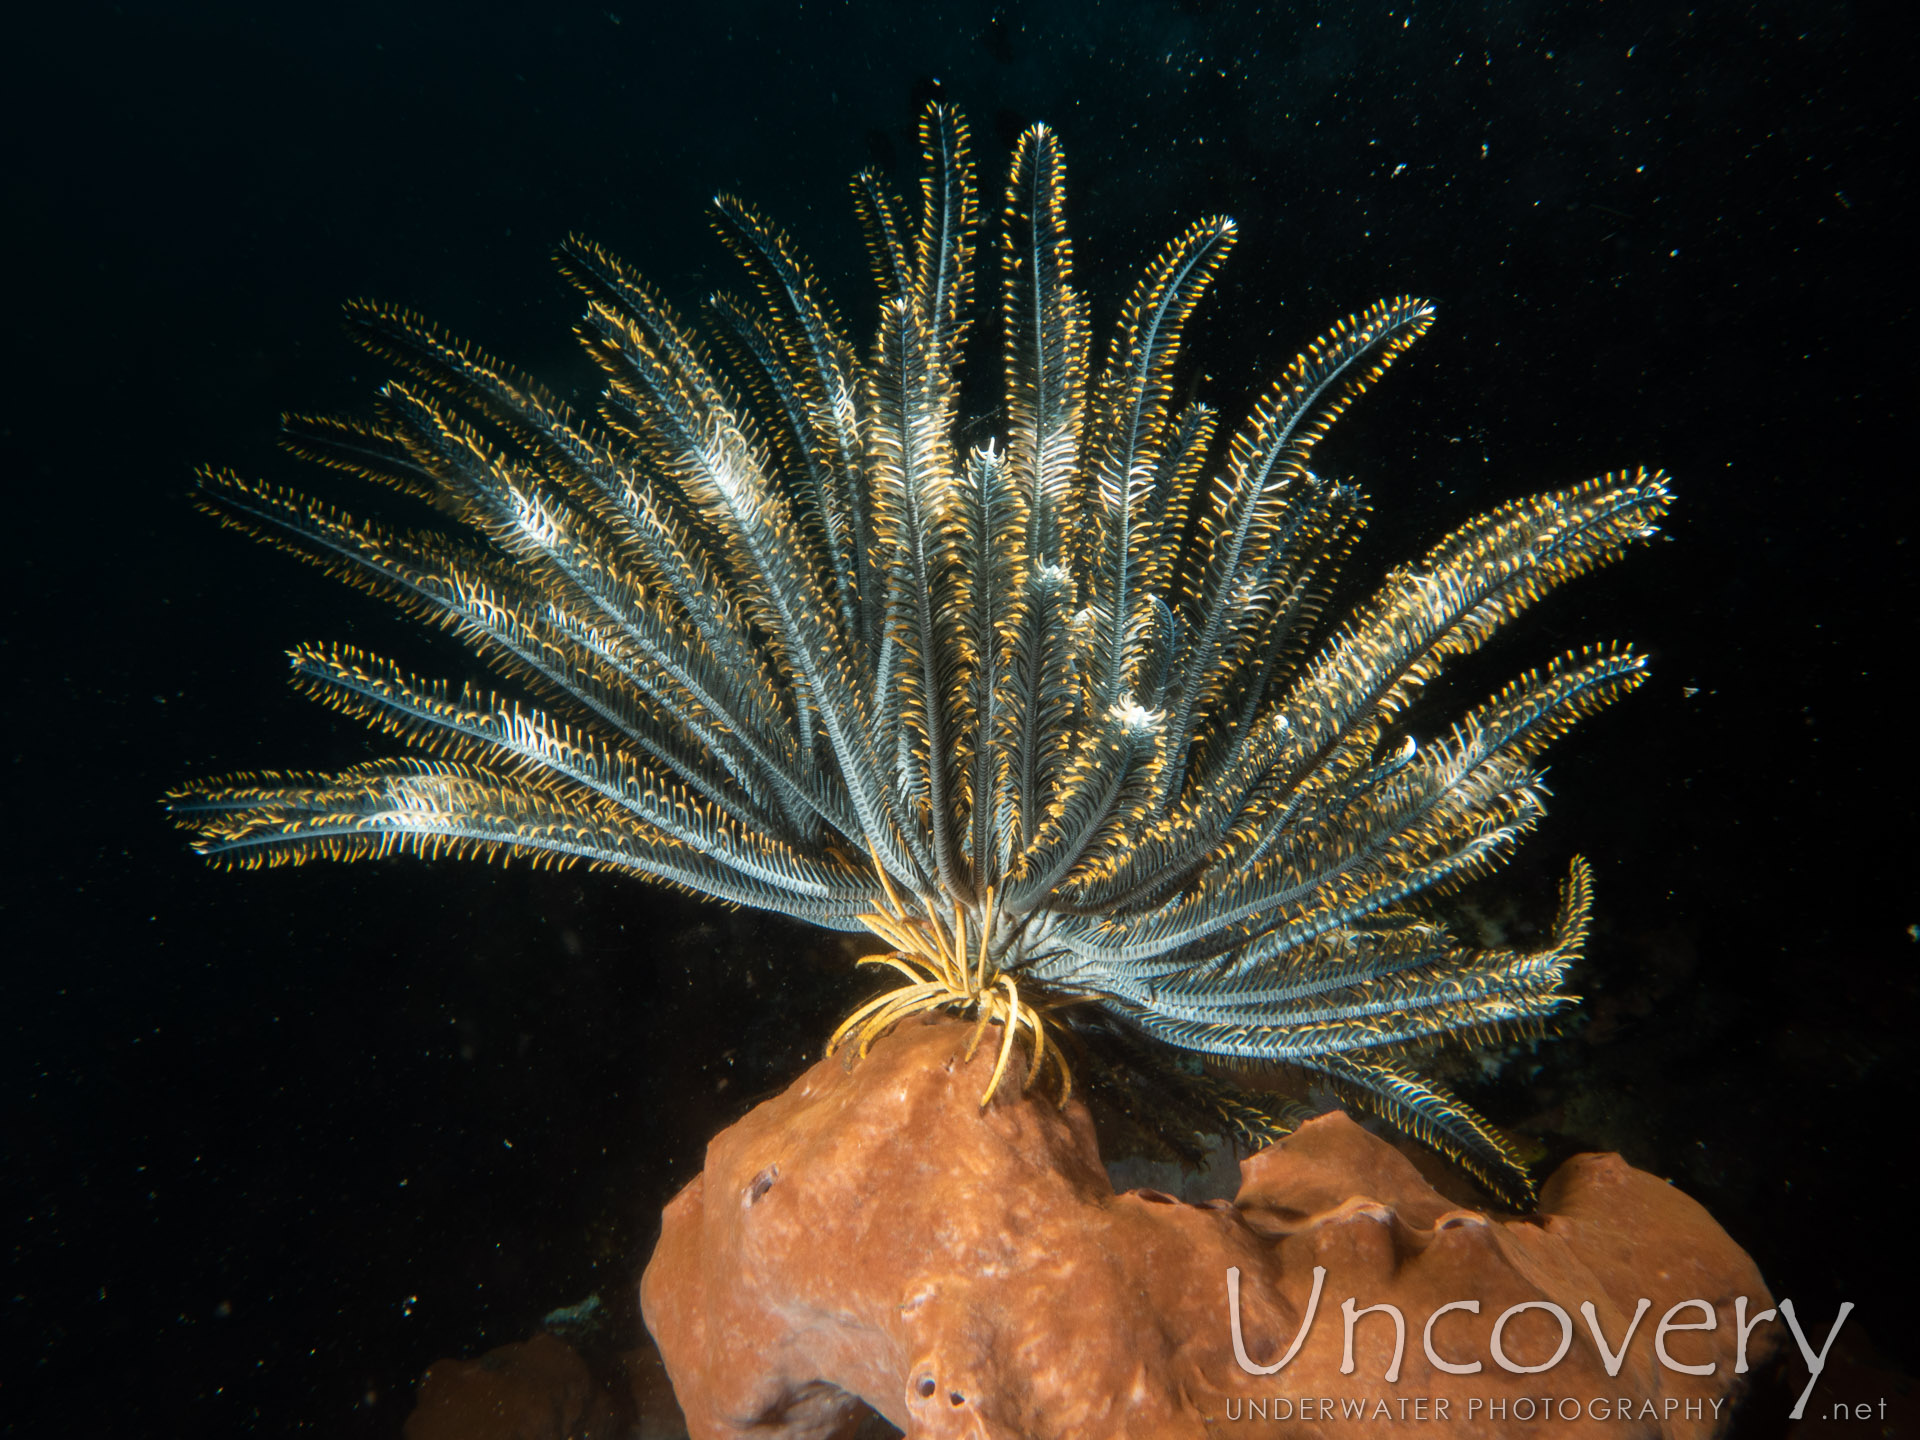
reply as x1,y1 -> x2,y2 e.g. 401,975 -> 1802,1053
170,105 -> 1671,1202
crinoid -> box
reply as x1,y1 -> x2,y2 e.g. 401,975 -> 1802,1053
171,105 -> 1670,1202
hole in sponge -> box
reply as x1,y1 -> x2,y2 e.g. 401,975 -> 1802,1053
745,1166 -> 778,1205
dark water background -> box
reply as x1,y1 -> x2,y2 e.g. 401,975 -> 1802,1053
3,1 -> 1910,1434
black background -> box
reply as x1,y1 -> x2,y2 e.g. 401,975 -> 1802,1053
3,1 -> 1911,1434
